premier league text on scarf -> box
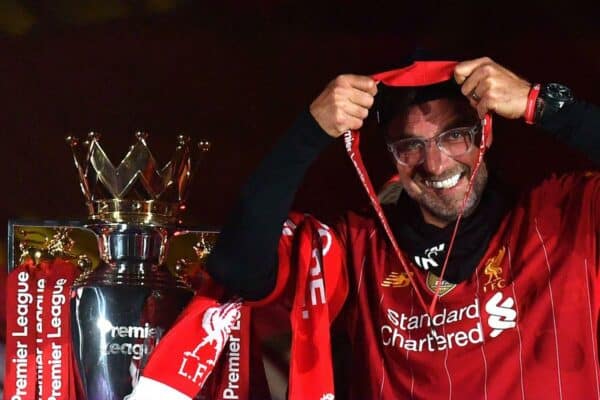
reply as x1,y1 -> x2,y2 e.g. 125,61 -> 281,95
12,271 -> 69,400
12,271 -> 33,400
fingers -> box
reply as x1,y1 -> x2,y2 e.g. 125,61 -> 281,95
310,74 -> 377,138
454,57 -> 531,120
349,88 -> 376,109
343,74 -> 378,96
460,64 -> 492,100
339,114 -> 366,131
344,101 -> 370,119
475,96 -> 491,120
454,57 -> 494,85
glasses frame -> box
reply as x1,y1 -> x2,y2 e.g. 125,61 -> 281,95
386,124 -> 481,167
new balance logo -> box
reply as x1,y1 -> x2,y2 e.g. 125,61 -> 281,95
381,271 -> 413,288
485,292 -> 516,338
414,243 -> 445,270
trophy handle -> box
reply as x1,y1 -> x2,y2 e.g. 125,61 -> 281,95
8,220 -> 99,273
166,228 -> 220,287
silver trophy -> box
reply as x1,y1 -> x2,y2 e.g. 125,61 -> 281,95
65,132 -> 213,399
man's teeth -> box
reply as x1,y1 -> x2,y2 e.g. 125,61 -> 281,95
425,174 -> 461,189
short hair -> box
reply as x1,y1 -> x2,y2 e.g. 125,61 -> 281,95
374,79 -> 465,128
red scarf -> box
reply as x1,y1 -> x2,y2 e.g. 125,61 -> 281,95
4,61 -> 491,400
5,258 -> 80,400
129,213 -> 346,399
131,61 -> 491,399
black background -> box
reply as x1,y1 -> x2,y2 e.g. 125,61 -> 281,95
1,0 -> 598,251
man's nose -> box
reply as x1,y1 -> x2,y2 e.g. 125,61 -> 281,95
422,142 -> 446,175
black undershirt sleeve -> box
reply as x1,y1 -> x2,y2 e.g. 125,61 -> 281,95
205,110 -> 334,300
206,99 -> 600,301
539,100 -> 600,164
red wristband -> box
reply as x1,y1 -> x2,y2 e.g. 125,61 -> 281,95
524,84 -> 541,125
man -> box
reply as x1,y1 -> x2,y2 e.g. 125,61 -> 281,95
206,57 -> 600,398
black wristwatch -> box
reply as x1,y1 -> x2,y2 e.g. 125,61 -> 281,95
534,83 -> 575,124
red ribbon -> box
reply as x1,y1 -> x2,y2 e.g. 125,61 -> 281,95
288,219 -> 336,400
129,296 -> 244,399
5,258 -> 79,400
130,61 -> 493,398
40,259 -> 79,400
5,260 -> 38,400
131,212 -> 346,399
343,61 -> 492,315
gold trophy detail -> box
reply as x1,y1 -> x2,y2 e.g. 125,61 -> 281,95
65,132 -> 211,400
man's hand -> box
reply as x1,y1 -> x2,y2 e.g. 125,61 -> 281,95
454,57 -> 532,120
310,74 -> 377,138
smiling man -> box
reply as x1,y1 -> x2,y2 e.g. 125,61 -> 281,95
385,97 -> 488,226
206,57 -> 600,398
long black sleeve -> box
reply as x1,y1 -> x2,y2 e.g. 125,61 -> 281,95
539,100 -> 600,163
205,110 -> 334,300
206,98 -> 600,301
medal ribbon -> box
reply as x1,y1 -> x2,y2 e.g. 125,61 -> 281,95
344,61 -> 491,315
5,258 -> 79,400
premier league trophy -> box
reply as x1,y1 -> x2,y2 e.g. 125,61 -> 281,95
66,132 -> 211,399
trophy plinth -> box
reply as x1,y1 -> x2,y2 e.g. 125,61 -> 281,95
66,132 -> 210,399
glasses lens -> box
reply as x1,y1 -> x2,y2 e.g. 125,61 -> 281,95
389,125 -> 478,166
438,127 -> 474,156
391,139 -> 424,166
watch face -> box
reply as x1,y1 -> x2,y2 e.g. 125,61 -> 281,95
544,83 -> 574,103
536,83 -> 574,122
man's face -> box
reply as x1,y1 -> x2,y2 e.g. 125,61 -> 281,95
386,98 -> 491,227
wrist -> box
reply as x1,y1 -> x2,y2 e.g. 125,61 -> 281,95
524,84 -> 541,125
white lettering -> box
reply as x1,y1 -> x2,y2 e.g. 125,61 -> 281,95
381,323 -> 484,352
177,351 -> 208,383
108,323 -> 162,339
177,353 -> 209,383
317,227 -> 332,255
13,272 -> 32,338
35,279 -> 45,398
47,342 -> 63,399
387,309 -> 400,327
223,316 -> 242,399
381,299 -> 485,353
414,256 -> 438,270
385,299 -> 479,332
36,347 -> 43,397
12,341 -> 29,398
308,249 -> 326,306
104,342 -> 147,360
47,279 -> 68,339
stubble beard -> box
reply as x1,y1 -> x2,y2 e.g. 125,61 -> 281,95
410,162 -> 488,225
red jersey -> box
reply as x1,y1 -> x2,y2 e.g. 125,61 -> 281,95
276,172 -> 599,399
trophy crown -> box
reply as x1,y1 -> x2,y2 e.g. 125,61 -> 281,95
67,132 -> 210,225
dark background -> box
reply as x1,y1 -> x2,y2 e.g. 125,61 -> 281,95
0,0 -> 598,395
1,0 -> 598,254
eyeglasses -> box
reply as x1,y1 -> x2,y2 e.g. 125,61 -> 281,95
386,124 -> 481,167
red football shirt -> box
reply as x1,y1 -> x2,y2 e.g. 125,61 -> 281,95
276,172 -> 599,399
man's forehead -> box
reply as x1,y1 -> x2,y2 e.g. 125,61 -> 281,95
386,98 -> 477,139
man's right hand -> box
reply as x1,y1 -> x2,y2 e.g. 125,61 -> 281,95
310,74 -> 377,138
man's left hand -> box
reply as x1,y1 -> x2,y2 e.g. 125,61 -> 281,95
454,57 -> 532,119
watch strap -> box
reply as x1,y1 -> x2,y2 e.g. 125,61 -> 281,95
524,84 -> 541,125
